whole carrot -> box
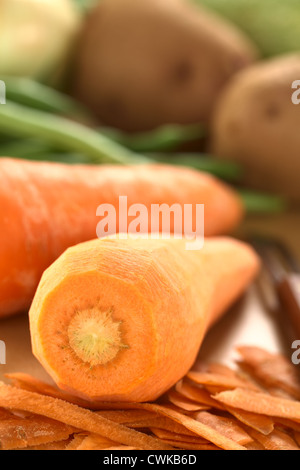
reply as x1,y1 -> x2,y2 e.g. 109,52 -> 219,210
0,157 -> 243,317
29,236 -> 260,403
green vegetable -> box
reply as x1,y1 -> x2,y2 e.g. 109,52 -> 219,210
101,124 -> 205,153
149,153 -> 242,181
0,138 -> 53,160
197,0 -> 300,57
14,151 -> 91,164
239,190 -> 287,214
3,77 -> 92,120
0,138 -> 241,180
0,101 -> 146,165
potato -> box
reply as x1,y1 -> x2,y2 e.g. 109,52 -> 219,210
71,0 -> 257,132
210,54 -> 300,202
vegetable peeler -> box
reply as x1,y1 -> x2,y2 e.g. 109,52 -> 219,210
247,235 -> 300,345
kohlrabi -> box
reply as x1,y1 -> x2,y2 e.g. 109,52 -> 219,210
0,0 -> 81,83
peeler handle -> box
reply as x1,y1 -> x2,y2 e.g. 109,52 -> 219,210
276,273 -> 300,341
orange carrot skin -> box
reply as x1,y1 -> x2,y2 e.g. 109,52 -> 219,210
29,236 -> 259,403
0,158 -> 243,317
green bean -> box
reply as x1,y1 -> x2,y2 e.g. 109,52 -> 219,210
0,134 -> 240,181
0,133 -> 17,144
239,189 -> 287,214
3,76 -> 92,120
12,152 -> 92,164
0,101 -> 147,165
148,153 -> 243,181
0,138 -> 53,159
101,124 -> 205,153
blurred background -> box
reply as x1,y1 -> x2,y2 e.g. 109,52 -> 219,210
1,0 -> 300,381
1,0 -> 300,245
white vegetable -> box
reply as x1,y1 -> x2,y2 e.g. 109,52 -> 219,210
0,0 -> 81,81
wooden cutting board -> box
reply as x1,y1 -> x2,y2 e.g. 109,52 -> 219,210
1,209 -> 300,384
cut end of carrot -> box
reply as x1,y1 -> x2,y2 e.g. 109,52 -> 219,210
68,307 -> 128,367
28,236 -> 260,403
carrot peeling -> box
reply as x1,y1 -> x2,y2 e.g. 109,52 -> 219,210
138,404 -> 247,450
3,347 -> 300,450
246,428 -> 300,451
166,389 -> 210,412
187,371 -> 258,391
214,388 -> 300,421
236,346 -> 300,400
0,382 -> 174,450
0,415 -> 74,450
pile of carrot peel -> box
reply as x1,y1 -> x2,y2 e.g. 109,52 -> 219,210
1,345 -> 300,451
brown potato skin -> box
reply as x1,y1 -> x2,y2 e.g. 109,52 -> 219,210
210,54 -> 300,202
71,0 -> 257,132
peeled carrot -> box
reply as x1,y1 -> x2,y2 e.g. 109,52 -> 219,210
29,236 -> 259,403
0,157 -> 244,318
